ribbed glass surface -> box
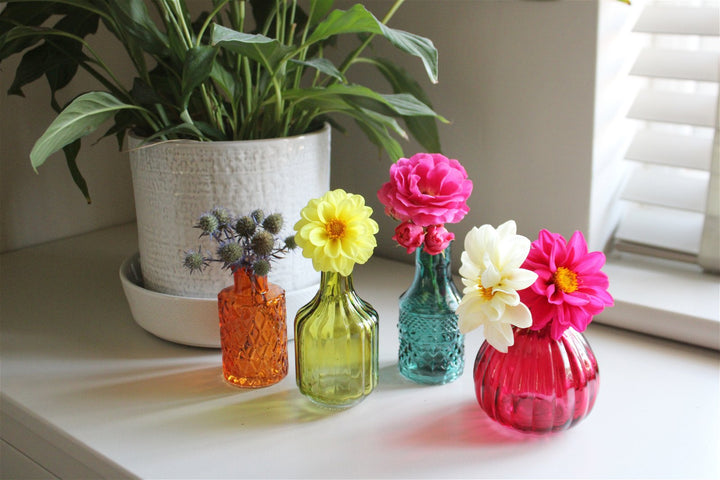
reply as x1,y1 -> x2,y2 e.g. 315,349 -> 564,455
473,326 -> 599,433
295,272 -> 379,408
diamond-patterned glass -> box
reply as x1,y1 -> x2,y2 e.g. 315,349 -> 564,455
218,268 -> 288,388
398,244 -> 464,384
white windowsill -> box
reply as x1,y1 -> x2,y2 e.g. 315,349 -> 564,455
596,252 -> 720,351
1,223 -> 718,478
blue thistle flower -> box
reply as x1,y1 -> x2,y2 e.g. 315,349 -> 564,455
253,259 -> 271,276
284,235 -> 297,250
235,216 -> 256,238
217,242 -> 244,268
251,209 -> 264,224
183,207 -> 293,278
212,207 -> 231,227
262,213 -> 283,235
197,213 -> 219,236
183,249 -> 209,273
251,231 -> 275,256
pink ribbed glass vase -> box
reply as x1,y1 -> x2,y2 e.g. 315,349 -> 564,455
473,325 -> 599,433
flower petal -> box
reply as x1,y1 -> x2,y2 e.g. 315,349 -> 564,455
484,322 -> 515,353
501,302 -> 533,328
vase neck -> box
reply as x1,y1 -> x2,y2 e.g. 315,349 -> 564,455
233,267 -> 268,295
318,271 -> 355,297
402,243 -> 460,306
414,243 -> 453,281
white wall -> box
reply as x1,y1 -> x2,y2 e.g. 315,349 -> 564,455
0,25 -> 136,252
333,0 -> 600,266
1,0 -> 608,262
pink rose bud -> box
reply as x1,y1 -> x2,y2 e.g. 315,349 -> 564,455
423,224 -> 454,255
393,221 -> 425,254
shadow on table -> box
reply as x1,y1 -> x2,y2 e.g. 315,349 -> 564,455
376,363 -> 418,390
180,388 -> 341,431
392,401 -> 554,446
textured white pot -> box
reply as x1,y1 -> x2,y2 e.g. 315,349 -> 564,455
127,124 -> 330,345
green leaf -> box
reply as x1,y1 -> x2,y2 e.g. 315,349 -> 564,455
306,4 -> 438,83
7,42 -> 53,97
181,46 -> 217,108
129,77 -> 165,106
0,2 -> 54,33
46,8 -> 99,107
141,123 -> 208,143
62,139 -> 91,203
381,93 -> 443,118
285,93 -> 406,160
210,62 -> 239,102
355,107 -> 408,141
309,0 -> 338,26
377,24 -> 438,84
3,13 -> 96,100
285,84 -> 443,121
404,115 -> 442,154
370,58 -> 442,152
106,0 -> 168,56
290,57 -> 345,82
30,91 -> 138,170
248,0 -> 274,33
304,96 -> 405,160
353,117 -> 404,161
212,25 -> 292,72
0,3 -> 55,60
102,109 -> 137,150
306,4 -> 379,44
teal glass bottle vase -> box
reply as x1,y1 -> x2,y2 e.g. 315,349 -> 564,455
398,244 -> 464,384
295,271 -> 379,409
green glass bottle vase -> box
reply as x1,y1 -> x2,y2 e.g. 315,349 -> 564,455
295,271 -> 379,408
398,244 -> 464,384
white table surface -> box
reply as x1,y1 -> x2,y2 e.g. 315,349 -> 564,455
1,223 -> 718,479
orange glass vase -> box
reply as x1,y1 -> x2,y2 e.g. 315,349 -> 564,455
217,267 -> 288,388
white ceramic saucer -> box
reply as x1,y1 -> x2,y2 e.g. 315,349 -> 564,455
119,253 -> 221,348
119,254 -> 309,347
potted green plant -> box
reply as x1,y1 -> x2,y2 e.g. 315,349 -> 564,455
0,0 -> 444,323
1,0 -> 443,198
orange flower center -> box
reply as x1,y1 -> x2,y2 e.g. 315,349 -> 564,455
325,219 -> 346,240
554,266 -> 579,293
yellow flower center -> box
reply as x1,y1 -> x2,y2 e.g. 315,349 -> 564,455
476,280 -> 494,300
479,285 -> 494,299
554,266 -> 579,293
325,219 -> 346,240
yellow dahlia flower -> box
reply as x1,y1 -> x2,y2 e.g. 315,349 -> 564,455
294,189 -> 379,276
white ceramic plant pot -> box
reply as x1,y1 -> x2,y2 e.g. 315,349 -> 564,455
126,124 -> 330,346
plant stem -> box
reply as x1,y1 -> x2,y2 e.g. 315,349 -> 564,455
170,0 -> 194,47
197,0 -> 232,47
337,0 -> 405,77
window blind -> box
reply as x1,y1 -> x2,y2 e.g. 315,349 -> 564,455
613,0 -> 720,272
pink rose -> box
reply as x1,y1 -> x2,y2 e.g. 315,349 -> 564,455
423,224 -> 454,255
377,153 -> 473,227
392,221 -> 425,254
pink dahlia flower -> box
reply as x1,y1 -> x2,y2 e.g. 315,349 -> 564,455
519,229 -> 613,339
377,153 -> 473,227
423,224 -> 454,255
393,221 -> 425,254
